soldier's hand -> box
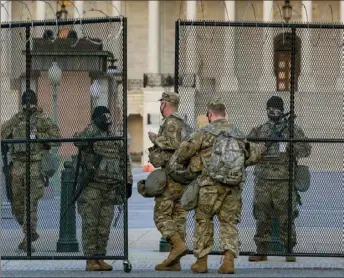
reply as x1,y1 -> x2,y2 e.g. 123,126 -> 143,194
259,143 -> 267,154
126,183 -> 133,199
148,131 -> 157,142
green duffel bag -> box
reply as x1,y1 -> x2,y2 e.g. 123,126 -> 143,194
142,168 -> 167,197
295,165 -> 311,192
166,149 -> 198,185
180,179 -> 200,211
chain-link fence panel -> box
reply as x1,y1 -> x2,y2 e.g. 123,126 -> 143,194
175,20 -> 344,257
1,17 -> 131,270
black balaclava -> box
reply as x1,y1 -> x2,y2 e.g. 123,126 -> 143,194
22,89 -> 38,114
92,106 -> 112,131
266,96 -> 284,122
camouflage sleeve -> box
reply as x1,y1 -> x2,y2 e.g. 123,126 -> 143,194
247,127 -> 258,139
37,117 -> 62,147
153,117 -> 182,150
127,152 -> 133,184
291,126 -> 311,159
177,131 -> 203,164
73,124 -> 98,148
0,114 -> 21,139
245,142 -> 263,166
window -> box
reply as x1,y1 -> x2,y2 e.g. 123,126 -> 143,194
276,52 -> 291,92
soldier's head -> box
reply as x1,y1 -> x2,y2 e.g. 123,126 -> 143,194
206,97 -> 226,123
158,92 -> 179,117
92,106 -> 112,131
21,89 -> 38,113
266,96 -> 284,122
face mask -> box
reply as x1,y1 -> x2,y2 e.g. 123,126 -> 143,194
160,102 -> 166,117
267,108 -> 283,122
94,113 -> 112,131
206,112 -> 211,123
23,104 -> 37,115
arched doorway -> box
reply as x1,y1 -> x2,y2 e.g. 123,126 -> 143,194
128,114 -> 143,165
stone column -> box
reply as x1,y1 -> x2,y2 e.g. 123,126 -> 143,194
112,1 -> 121,16
74,1 -> 83,18
298,0 -> 314,92
0,0 -> 14,219
148,0 -> 161,76
183,0 -> 197,87
259,0 -> 275,92
217,1 -> 238,92
34,0 -> 45,37
336,0 -> 344,90
142,1 -> 164,166
36,0 -> 46,20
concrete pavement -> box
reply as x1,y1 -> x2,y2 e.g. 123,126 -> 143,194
1,227 -> 344,277
1,168 -> 344,277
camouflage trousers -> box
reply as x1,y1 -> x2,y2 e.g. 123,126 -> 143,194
154,176 -> 187,241
77,183 -> 122,256
253,179 -> 299,250
194,184 -> 242,258
11,160 -> 45,234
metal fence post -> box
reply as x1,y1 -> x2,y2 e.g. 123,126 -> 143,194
56,160 -> 79,252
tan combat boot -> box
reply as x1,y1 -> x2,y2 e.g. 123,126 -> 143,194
86,260 -> 102,271
218,251 -> 235,274
164,233 -> 188,267
155,260 -> 181,271
248,255 -> 267,261
191,255 -> 208,273
97,260 -> 113,271
248,245 -> 268,262
286,256 -> 296,262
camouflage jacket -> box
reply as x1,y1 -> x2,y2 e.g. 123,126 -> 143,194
248,120 -> 311,180
149,112 -> 183,167
177,119 -> 244,187
1,107 -> 61,161
73,123 -> 133,185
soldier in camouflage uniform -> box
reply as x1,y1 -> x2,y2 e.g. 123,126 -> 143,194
176,98 -> 265,274
247,96 -> 311,262
147,92 -> 188,271
0,90 -> 61,252
73,106 -> 133,271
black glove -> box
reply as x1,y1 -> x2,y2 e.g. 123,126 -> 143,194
126,183 -> 133,199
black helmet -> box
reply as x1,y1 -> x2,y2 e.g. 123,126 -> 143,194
21,89 -> 37,106
266,96 -> 284,112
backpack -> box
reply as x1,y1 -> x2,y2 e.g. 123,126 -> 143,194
181,122 -> 194,141
171,112 -> 194,141
92,140 -> 125,184
204,127 -> 246,186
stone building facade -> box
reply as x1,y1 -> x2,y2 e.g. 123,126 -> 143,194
1,1 -> 343,170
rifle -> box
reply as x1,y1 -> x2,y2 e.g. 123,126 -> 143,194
1,142 -> 13,202
265,112 -> 296,149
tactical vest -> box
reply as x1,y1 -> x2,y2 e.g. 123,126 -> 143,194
10,112 -> 43,161
92,140 -> 125,184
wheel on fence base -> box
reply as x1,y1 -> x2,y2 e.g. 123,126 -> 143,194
123,260 -> 132,273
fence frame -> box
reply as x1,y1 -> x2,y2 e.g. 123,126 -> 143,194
0,17 -> 131,269
174,20 -> 344,258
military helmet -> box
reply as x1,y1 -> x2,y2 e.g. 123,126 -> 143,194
21,89 -> 37,106
144,168 -> 167,197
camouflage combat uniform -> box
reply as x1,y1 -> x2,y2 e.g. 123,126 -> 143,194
1,107 -> 61,242
73,123 -> 133,257
248,120 -> 311,251
178,117 -> 244,259
150,93 -> 187,243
